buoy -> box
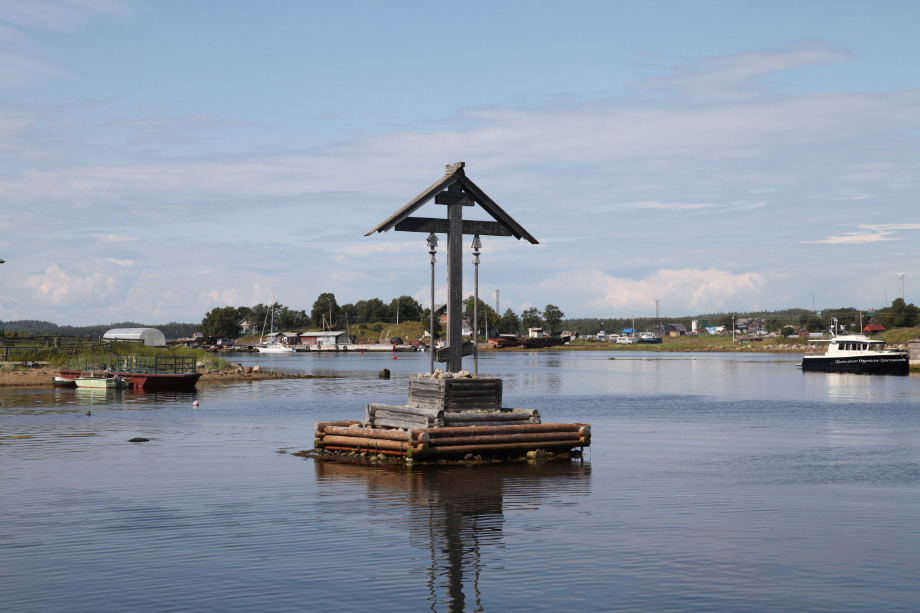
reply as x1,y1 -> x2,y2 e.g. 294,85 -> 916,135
192,401 -> 199,407
392,355 -> 397,360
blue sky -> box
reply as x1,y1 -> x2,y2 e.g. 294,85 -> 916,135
1,0 -> 918,325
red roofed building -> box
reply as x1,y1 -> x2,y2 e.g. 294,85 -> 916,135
864,323 -> 886,333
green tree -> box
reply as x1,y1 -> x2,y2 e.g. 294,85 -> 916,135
340,303 -> 358,327
274,306 -> 311,330
389,295 -> 423,323
804,317 -> 823,333
878,297 -> 920,329
198,306 -> 243,338
422,307 -> 442,339
354,298 -> 388,323
463,296 -> 499,338
542,304 -> 564,334
521,307 -> 542,331
497,308 -> 521,334
311,293 -> 341,328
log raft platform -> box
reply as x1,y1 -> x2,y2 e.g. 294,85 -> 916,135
311,374 -> 591,464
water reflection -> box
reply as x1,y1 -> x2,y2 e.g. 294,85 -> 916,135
314,461 -> 591,612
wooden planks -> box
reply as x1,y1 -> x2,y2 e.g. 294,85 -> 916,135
408,375 -> 502,411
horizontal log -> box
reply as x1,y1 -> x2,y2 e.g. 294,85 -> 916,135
424,423 -> 589,437
409,377 -> 501,387
367,403 -> 444,419
444,418 -> 540,428
409,391 -> 501,400
315,420 -> 360,432
323,445 -> 408,457
410,399 -> 502,413
407,400 -> 446,410
409,378 -> 501,387
373,417 -> 436,431
419,440 -> 586,456
374,410 -> 432,425
443,410 -> 533,421
322,435 -> 410,452
429,432 -> 584,446
324,425 -> 411,441
444,401 -> 502,410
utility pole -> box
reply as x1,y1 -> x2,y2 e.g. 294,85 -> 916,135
495,289 -> 500,314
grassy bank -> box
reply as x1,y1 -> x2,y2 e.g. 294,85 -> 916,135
1,340 -> 232,371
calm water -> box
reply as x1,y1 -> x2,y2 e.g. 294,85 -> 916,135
2,351 -> 919,612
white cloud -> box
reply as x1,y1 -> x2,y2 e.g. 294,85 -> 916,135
199,288 -> 241,306
637,46 -> 850,99
335,241 -> 424,259
631,200 -> 717,211
21,263 -> 118,305
91,234 -> 136,243
807,223 -> 920,245
0,0 -> 123,32
104,257 -> 134,267
541,268 -> 764,313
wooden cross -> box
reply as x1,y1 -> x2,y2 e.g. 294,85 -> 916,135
366,163 -> 538,373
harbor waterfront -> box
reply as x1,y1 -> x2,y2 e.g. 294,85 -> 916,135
2,350 -> 919,611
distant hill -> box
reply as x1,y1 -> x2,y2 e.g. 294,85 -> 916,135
0,320 -> 198,341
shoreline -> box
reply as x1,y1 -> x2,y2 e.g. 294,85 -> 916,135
0,369 -> 337,388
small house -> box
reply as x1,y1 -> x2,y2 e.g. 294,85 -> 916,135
299,331 -> 350,346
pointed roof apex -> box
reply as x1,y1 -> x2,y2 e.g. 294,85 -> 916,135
365,163 -> 538,244
445,162 -> 465,175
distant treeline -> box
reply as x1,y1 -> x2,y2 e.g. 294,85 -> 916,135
565,301 -> 919,335
0,320 -> 199,340
6,299 -> 917,343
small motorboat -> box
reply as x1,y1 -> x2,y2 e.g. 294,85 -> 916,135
74,372 -> 130,389
52,376 -> 76,387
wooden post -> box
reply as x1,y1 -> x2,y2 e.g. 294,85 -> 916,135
446,183 -> 464,373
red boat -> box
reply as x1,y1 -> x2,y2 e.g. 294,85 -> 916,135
488,335 -> 523,348
58,355 -> 201,391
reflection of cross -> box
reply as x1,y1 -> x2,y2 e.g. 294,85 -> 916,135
366,163 -> 537,372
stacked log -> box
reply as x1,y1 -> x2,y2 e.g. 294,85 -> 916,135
366,403 -> 541,428
442,408 -> 539,426
314,420 -> 589,461
366,403 -> 444,429
423,424 -> 589,456
408,375 -> 502,411
314,421 -> 429,457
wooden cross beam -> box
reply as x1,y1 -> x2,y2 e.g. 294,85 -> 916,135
365,163 -> 537,373
394,217 -> 513,237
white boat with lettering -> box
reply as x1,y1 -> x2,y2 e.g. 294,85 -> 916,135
800,334 -> 908,375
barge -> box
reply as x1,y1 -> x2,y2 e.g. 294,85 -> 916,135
58,355 -> 201,391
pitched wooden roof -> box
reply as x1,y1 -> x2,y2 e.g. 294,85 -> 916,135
365,162 -> 539,244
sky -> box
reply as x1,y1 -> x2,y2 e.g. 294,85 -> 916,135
0,0 -> 918,325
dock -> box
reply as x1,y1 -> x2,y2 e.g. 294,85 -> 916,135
311,374 -> 590,464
